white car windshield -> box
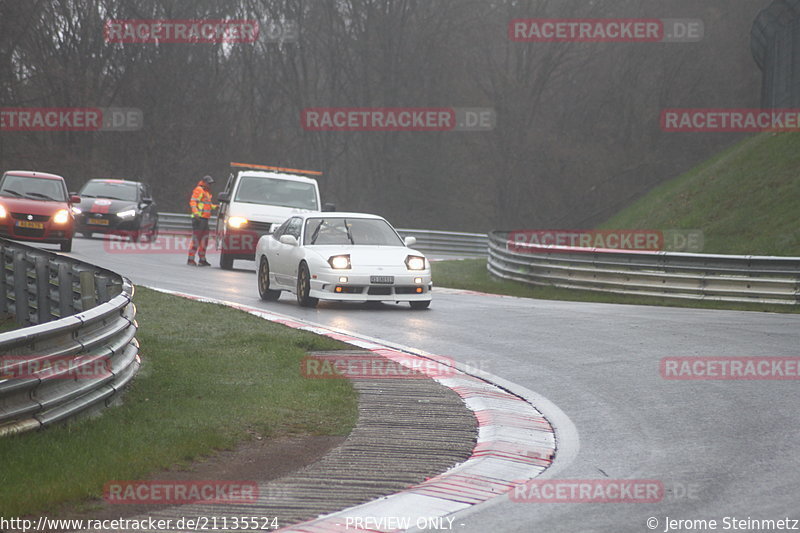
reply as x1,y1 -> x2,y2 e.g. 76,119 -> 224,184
235,176 -> 318,210
0,175 -> 66,202
304,218 -> 404,246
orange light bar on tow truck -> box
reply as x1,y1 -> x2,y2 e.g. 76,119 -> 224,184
230,162 -> 322,176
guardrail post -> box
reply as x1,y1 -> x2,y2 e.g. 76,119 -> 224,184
95,274 -> 110,303
34,255 -> 50,324
0,248 -> 7,316
79,271 -> 97,311
57,262 -> 74,318
46,260 -> 59,321
13,251 -> 30,326
107,278 -> 123,299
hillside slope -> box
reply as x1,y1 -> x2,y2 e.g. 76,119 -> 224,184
600,132 -> 800,256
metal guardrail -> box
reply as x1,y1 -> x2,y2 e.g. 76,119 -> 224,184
488,231 -> 800,305
396,229 -> 488,257
158,212 -> 489,257
0,238 -> 140,436
158,212 -> 208,233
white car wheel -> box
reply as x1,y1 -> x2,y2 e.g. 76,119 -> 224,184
296,262 -> 319,308
258,257 -> 281,301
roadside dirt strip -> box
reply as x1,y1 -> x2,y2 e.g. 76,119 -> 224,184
116,289 -> 556,532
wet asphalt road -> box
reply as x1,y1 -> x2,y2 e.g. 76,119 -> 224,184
62,237 -> 800,533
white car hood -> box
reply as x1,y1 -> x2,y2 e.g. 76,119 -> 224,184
309,245 -> 423,267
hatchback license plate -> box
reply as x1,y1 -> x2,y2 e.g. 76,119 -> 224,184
89,218 -> 109,226
370,276 -> 394,284
15,220 -> 44,229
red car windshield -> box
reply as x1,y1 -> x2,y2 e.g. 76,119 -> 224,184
0,175 -> 66,202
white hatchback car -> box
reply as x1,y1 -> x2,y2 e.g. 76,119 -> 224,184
255,213 -> 432,309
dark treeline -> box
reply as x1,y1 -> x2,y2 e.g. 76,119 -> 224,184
0,0 -> 766,231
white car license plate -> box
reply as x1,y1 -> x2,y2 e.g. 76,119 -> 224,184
370,276 -> 394,284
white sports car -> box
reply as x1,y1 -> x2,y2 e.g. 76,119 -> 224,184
255,212 -> 432,309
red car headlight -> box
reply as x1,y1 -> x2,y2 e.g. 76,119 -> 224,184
53,209 -> 70,224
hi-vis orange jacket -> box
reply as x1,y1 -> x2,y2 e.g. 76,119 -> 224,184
189,181 -> 216,218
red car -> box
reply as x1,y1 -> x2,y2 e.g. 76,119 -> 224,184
0,170 -> 79,252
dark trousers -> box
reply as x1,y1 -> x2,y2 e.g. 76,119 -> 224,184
189,217 -> 210,260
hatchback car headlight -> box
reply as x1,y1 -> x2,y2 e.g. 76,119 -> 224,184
53,209 -> 70,224
328,255 -> 351,269
228,216 -> 248,228
0,204 -> 6,219
405,255 -> 426,270
116,209 -> 137,219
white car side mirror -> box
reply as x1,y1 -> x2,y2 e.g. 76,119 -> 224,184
404,236 -> 417,247
280,234 -> 299,246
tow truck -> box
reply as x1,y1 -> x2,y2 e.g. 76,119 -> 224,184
215,162 -> 332,269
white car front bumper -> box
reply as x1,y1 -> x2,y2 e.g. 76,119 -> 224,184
308,268 -> 432,302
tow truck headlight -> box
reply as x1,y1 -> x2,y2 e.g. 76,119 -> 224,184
228,216 -> 248,229
53,209 -> 70,224
405,255 -> 426,270
328,255 -> 351,269
116,209 -> 136,219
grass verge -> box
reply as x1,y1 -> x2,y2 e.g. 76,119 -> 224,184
600,132 -> 800,256
0,286 -> 357,517
433,259 -> 799,314
433,133 -> 800,312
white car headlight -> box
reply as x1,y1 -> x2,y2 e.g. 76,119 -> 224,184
405,255 -> 426,270
53,209 -> 70,224
228,216 -> 248,229
116,209 -> 137,219
328,255 -> 351,269
71,206 -> 82,215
